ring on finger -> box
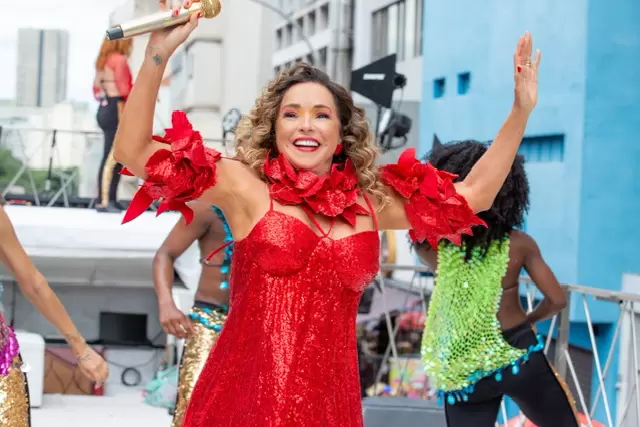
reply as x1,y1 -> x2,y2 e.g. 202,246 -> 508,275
523,59 -> 532,67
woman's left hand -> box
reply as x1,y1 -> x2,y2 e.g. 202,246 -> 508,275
513,31 -> 541,114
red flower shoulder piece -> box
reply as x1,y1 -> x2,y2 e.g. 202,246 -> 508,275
263,153 -> 370,227
380,148 -> 486,247
120,111 -> 221,225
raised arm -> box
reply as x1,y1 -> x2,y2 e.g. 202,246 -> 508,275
519,232 -> 567,324
455,32 -> 539,212
153,203 -> 213,338
113,0 -> 242,225
376,32 -> 540,248
0,206 -> 109,386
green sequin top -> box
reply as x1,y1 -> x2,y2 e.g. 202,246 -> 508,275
421,237 -> 543,404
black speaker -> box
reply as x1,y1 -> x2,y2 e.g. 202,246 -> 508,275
362,397 -> 446,427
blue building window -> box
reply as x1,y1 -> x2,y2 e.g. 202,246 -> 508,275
518,134 -> 565,163
457,72 -> 471,95
433,77 -> 445,98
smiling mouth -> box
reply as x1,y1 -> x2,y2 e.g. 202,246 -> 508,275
293,139 -> 320,151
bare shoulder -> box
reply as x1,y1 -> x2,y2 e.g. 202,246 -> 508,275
202,158 -> 269,221
219,158 -> 265,194
508,230 -> 538,256
208,158 -> 261,196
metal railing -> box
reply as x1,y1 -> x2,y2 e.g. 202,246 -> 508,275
372,264 -> 640,427
0,125 -> 103,207
0,125 -> 226,208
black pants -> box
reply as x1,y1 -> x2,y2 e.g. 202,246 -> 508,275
96,97 -> 124,205
444,322 -> 580,427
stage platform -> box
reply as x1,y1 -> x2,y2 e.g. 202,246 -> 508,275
2,204 -> 201,290
32,385 -> 171,427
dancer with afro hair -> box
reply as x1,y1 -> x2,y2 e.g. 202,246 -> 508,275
414,138 -> 579,427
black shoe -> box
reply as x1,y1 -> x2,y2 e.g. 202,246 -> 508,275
96,201 -> 123,213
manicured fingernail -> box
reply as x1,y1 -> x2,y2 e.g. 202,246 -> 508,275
173,9 -> 179,16
517,65 -> 522,73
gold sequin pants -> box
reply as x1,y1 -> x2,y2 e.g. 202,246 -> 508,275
0,355 -> 30,427
172,304 -> 227,427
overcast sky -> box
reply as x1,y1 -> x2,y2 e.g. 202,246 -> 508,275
0,0 -> 126,104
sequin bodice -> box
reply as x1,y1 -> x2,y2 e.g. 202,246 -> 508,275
183,208 -> 380,427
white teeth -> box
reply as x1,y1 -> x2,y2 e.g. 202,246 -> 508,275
294,140 -> 319,147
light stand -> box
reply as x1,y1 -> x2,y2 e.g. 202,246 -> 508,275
350,54 -> 412,153
374,73 -> 411,153
44,129 -> 58,193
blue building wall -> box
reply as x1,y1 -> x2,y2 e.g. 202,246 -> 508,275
418,0 -> 640,423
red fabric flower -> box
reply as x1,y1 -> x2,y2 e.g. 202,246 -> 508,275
380,148 -> 486,247
121,111 -> 221,224
263,153 -> 370,226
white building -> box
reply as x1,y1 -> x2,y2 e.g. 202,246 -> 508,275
16,28 -> 69,108
351,0 -> 425,281
271,0 -> 353,86
352,0 -> 424,164
168,0 -> 278,151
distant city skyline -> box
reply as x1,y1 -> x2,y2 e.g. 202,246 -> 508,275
16,28 -> 69,107
0,0 -> 125,104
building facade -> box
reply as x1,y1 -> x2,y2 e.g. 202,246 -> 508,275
16,28 -> 69,108
169,0 -> 278,151
418,0 -> 640,423
352,0 -> 424,164
271,0 -> 353,86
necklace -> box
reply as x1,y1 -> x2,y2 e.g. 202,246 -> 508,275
262,153 -> 370,227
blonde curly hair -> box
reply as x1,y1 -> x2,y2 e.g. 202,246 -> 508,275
235,63 -> 389,205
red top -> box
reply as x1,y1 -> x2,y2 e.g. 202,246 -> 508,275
183,198 -> 380,426
93,53 -> 133,101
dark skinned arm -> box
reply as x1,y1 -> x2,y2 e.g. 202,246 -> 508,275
521,232 -> 568,324
153,202 -> 212,338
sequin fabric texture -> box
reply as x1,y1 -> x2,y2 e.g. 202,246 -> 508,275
0,355 -> 30,427
421,238 -> 543,405
182,209 -> 380,427
0,320 -> 19,377
210,205 -> 233,290
172,307 -> 227,427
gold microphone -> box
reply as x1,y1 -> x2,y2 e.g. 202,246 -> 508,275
106,0 -> 221,40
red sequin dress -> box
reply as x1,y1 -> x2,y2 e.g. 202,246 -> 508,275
121,112 -> 485,427
184,198 -> 380,426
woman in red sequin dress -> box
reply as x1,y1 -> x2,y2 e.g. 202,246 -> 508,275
113,2 -> 540,425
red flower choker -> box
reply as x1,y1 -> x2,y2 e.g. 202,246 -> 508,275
262,153 -> 370,227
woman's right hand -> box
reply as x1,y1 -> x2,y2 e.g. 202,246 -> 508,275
148,0 -> 201,58
159,300 -> 194,339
